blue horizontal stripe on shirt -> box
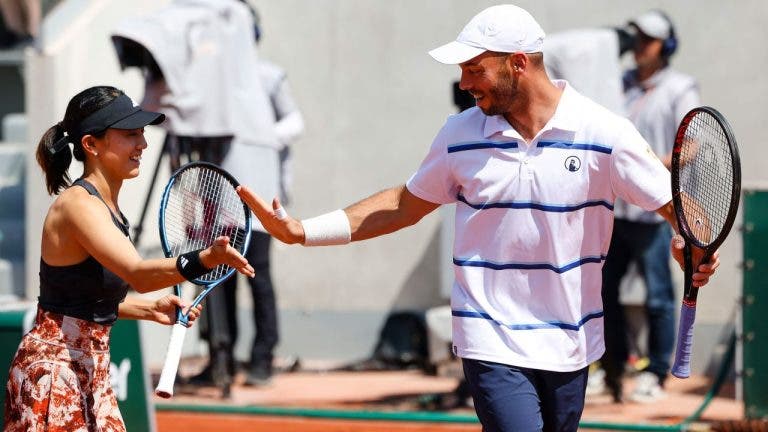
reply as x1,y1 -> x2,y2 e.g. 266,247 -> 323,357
537,140 -> 612,154
452,309 -> 604,331
453,255 -> 607,274
457,194 -> 614,212
447,140 -> 519,153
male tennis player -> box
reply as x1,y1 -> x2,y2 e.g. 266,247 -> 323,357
238,5 -> 719,431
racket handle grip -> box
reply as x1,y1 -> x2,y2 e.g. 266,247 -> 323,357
671,303 -> 696,378
155,323 -> 188,398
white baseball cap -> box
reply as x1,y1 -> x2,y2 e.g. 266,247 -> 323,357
629,10 -> 672,40
428,4 -> 545,65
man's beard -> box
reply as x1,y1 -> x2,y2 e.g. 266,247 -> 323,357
479,66 -> 517,117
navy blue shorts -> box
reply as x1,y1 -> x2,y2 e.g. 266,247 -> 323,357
462,358 -> 588,432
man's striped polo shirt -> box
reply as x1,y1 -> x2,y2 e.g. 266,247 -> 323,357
406,81 -> 672,372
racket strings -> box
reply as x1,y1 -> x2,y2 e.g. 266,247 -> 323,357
678,113 -> 735,246
164,167 -> 249,281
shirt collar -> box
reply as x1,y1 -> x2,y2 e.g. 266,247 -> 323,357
483,113 -> 518,139
482,80 -> 580,140
627,66 -> 671,90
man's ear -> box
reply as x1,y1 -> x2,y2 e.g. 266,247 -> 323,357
508,52 -> 527,73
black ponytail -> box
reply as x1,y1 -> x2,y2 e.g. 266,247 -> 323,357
35,86 -> 123,195
35,122 -> 73,195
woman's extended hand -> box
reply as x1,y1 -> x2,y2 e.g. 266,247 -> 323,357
200,236 -> 255,277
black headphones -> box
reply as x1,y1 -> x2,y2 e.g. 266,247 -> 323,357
238,0 -> 261,42
655,10 -> 678,58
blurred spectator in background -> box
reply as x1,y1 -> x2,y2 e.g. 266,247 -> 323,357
246,4 -> 306,207
112,0 -> 280,397
0,0 -> 40,48
601,9 -> 700,404
214,1 -> 305,387
112,0 -> 278,170
543,12 -> 700,404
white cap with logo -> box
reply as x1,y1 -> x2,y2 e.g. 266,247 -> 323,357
629,10 -> 672,40
428,4 -> 545,65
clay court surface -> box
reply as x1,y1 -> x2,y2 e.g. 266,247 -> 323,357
157,412 -> 479,432
153,366 -> 744,431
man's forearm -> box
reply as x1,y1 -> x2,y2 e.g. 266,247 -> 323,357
656,200 -> 679,232
346,185 -> 438,241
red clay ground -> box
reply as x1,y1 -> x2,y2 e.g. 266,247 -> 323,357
154,365 -> 744,431
157,412 -> 480,432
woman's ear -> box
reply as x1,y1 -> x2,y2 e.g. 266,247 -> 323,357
81,134 -> 99,157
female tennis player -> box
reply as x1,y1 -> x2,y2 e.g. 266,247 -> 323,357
3,86 -> 254,431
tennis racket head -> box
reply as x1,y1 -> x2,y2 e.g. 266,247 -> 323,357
158,161 -> 252,285
670,106 -> 741,378
671,106 -> 741,253
154,162 -> 251,398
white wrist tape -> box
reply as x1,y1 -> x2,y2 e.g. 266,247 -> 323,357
274,206 -> 288,220
301,209 -> 351,246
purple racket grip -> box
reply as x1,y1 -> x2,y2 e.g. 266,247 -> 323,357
671,302 -> 696,378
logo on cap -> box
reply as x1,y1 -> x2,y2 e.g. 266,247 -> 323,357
484,24 -> 499,37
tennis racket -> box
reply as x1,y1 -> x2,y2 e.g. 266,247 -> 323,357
154,162 -> 251,398
670,107 -> 740,378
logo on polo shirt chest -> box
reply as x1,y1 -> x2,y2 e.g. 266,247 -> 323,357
564,156 -> 581,172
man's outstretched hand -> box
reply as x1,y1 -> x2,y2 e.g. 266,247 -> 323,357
237,185 -> 305,244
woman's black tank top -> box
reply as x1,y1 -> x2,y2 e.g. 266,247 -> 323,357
37,179 -> 131,325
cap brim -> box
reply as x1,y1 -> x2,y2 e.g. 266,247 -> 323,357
428,41 -> 485,65
110,109 -> 165,130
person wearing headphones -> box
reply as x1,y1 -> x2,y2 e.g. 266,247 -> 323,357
601,10 -> 701,403
220,3 -> 305,386
187,1 -> 305,389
